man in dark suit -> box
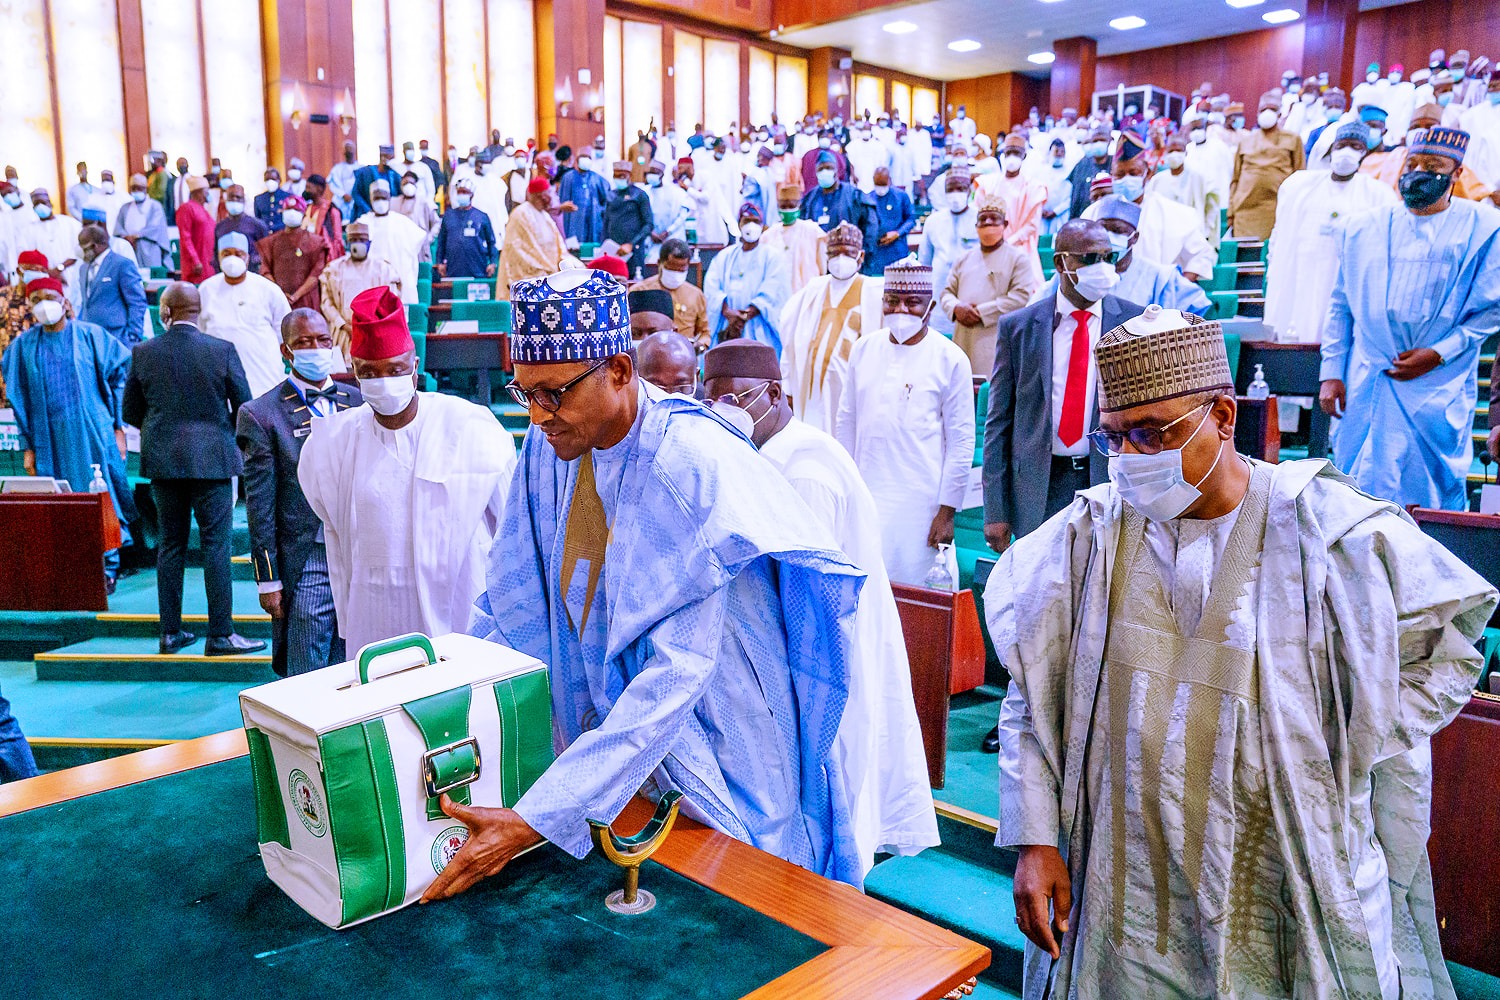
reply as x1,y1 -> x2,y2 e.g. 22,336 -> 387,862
77,225 -> 148,344
123,282 -> 266,657
236,308 -> 361,676
253,167 -> 292,233
979,218 -> 1146,751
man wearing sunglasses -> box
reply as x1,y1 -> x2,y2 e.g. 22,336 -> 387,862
424,268 -> 873,903
987,306 -> 1494,1000
299,286 -> 516,656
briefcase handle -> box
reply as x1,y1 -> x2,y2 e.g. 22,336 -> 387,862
356,633 -> 438,685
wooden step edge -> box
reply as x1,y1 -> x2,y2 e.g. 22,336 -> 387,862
27,737 -> 177,750
35,650 -> 271,663
97,612 -> 271,623
933,799 -> 999,835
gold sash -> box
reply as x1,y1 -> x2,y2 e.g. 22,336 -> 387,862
560,451 -> 609,636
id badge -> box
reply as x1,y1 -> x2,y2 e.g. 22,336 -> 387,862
463,226 -> 477,238
818,213 -> 830,226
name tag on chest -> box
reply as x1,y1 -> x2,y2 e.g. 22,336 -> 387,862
293,426 -> 312,438
463,226 -> 477,238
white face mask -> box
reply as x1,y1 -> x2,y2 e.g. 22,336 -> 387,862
401,182 -> 417,197
102,181 -> 115,194
740,222 -> 763,243
709,398 -> 756,439
885,307 -> 929,341
1067,260 -> 1119,301
1164,151 -> 1186,169
1258,109 -> 1279,129
220,255 -> 248,279
404,150 -> 416,162
265,179 -> 280,193
872,184 -> 889,196
31,299 -> 64,326
226,200 -> 245,216
1330,147 -> 1363,176
1001,154 -> 1023,172
288,168 -> 302,181
1107,405 -> 1221,521
816,169 -> 836,189
359,374 -> 417,415
282,209 -> 304,228
372,198 -> 390,215
1189,129 -> 1207,144
827,255 -> 860,281
946,191 -> 969,213
131,191 -> 147,203
659,268 -> 687,290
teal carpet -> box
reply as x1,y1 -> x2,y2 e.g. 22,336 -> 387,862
936,687 -> 1004,819
1,658 -> 248,740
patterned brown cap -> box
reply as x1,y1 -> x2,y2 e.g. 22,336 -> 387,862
826,221 -> 864,253
1095,306 -> 1232,412
882,257 -> 932,295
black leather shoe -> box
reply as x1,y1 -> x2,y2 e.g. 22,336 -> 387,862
159,630 -> 198,655
981,725 -> 1001,754
205,633 -> 268,656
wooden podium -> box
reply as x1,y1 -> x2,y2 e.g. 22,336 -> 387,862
0,492 -> 121,611
1430,692 -> 1500,975
891,584 -> 987,788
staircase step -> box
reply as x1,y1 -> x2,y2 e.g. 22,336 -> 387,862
34,636 -> 274,682
28,737 -> 175,771
866,816 -> 1026,992
231,553 -> 257,581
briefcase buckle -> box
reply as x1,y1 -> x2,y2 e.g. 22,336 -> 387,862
422,736 -> 482,797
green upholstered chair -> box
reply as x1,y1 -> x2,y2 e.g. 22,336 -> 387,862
448,300 -> 512,333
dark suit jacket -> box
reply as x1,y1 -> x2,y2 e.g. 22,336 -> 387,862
983,293 -> 1147,539
236,377 -> 362,675
123,323 -> 252,479
79,250 -> 148,345
253,188 -> 291,232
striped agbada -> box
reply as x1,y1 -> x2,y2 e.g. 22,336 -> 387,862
988,308 -> 1495,1000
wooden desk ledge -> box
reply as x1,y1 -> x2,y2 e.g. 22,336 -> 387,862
3,729 -> 990,1000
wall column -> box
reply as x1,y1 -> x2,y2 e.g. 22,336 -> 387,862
261,0 -> 358,175
1049,35 -> 1097,118
807,46 -> 852,122
1301,0 -> 1359,91
535,0 -> 606,152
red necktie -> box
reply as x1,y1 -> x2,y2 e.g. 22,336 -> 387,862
1057,309 -> 1092,448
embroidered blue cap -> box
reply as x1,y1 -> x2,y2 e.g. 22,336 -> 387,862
1408,126 -> 1470,165
510,269 -> 632,364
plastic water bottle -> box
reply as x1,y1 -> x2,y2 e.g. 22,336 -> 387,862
88,463 -> 108,493
922,544 -> 955,591
1247,364 -> 1270,400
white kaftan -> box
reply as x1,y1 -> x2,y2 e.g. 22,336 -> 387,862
198,272 -> 291,398
299,392 -> 516,654
355,210 -> 428,304
759,416 -> 938,874
835,329 -> 973,585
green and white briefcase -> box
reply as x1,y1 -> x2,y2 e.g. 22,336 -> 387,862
238,632 -> 553,929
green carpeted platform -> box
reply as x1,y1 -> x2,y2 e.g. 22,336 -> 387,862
35,636 -> 274,682
935,688 -> 1004,820
3,758 -> 826,1000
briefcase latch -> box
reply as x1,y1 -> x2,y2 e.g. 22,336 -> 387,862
422,736 -> 482,798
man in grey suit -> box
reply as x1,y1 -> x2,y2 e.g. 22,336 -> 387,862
124,282 -> 265,657
236,309 -> 362,676
979,219 -> 1146,752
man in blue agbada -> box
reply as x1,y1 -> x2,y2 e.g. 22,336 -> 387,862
704,202 -> 789,352
1,276 -> 135,590
421,268 -> 868,903
1320,126 -> 1500,509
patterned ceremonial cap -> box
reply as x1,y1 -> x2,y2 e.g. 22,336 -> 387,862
1089,172 -> 1115,198
882,257 -> 933,295
1334,120 -> 1373,148
1409,126 -> 1470,165
510,268 -> 632,364
1095,305 -> 1232,413
826,221 -> 863,252
975,188 -> 1007,216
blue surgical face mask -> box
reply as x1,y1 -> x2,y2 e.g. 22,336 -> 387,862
291,347 -> 337,382
2,192 -> 20,208
453,193 -> 472,208
612,178 -> 629,191
1490,91 -> 1500,106
34,202 -> 52,219
1107,405 -> 1221,522
1113,173 -> 1145,201
1437,92 -> 1453,107
1106,232 -> 1132,258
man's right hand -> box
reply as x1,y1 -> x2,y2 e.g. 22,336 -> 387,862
984,522 -> 1011,554
22,450 -> 36,476
953,303 -> 983,328
1318,378 -> 1345,417
1013,844 -> 1071,960
259,590 -> 285,620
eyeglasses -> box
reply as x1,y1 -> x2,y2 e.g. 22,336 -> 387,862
1086,401 -> 1212,456
507,359 -> 608,413
1059,250 -> 1120,267
714,381 -> 771,409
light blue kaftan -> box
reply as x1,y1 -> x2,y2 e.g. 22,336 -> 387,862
1114,255 -> 1212,315
1321,199 -> 1500,509
470,384 -> 867,886
704,242 -> 789,353
1,319 -> 136,536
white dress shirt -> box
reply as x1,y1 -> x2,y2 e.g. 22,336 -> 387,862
1051,291 -> 1102,457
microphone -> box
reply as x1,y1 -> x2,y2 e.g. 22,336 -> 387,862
1481,451 -> 1495,485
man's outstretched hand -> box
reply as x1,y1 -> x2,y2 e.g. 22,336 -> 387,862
419,795 -> 544,903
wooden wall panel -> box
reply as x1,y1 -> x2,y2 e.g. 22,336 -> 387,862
939,72 -> 1043,138
262,0 -> 358,175
1049,35 -> 1096,121
1095,24 -> 1305,111
623,0 -> 772,34
1300,0 -> 1358,90
1352,0 -> 1500,84
772,0 -> 906,33
116,0 -> 151,174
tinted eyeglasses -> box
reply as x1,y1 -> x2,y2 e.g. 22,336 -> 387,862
507,359 -> 608,413
1086,401 -> 1212,456
1059,250 -> 1120,267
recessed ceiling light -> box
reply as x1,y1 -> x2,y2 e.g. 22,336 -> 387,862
1039,0 -> 1064,4
1028,51 -> 1056,65
1261,7 -> 1299,22
1226,0 -> 1264,6
1109,15 -> 1146,29
883,20 -> 918,34
948,39 -> 982,52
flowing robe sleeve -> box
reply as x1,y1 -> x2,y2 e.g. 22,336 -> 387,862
938,346 -> 976,510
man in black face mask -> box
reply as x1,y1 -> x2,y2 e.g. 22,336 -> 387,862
1320,126 -> 1500,511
